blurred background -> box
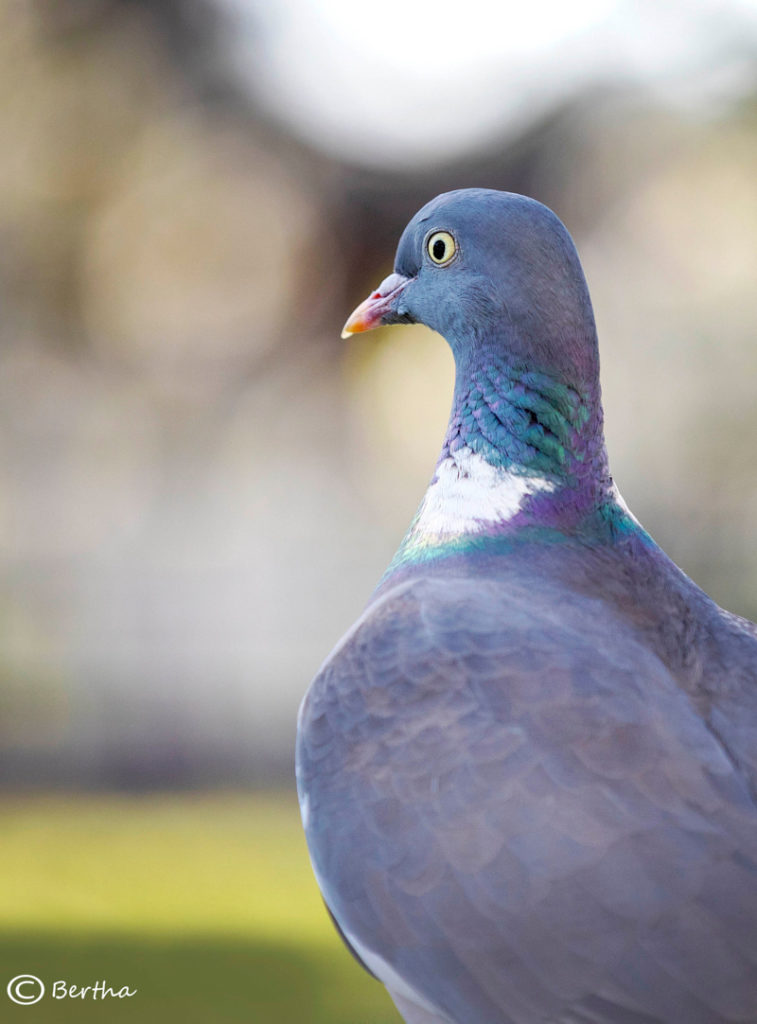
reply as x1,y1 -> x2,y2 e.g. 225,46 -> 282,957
0,0 -> 756,1019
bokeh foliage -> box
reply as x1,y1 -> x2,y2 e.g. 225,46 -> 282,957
0,0 -> 755,790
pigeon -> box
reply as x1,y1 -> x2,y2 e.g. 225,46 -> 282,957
296,189 -> 757,1024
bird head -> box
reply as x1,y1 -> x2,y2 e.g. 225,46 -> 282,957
342,188 -> 599,391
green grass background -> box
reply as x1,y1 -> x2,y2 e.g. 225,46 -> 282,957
0,792 -> 401,1022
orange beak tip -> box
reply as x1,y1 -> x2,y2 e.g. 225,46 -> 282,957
339,274 -> 411,341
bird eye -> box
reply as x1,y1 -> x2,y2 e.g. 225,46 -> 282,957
426,231 -> 457,266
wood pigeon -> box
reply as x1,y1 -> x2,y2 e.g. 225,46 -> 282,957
296,189 -> 757,1024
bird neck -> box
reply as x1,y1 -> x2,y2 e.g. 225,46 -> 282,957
443,361 -> 608,488
391,361 -> 616,569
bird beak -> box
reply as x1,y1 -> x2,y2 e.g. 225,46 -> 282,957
341,273 -> 411,338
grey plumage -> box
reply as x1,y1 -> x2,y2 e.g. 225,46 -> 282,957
296,190 -> 757,1024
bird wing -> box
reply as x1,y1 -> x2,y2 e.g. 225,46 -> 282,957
297,574 -> 757,1024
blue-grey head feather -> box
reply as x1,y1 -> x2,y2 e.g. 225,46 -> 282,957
390,189 -> 599,390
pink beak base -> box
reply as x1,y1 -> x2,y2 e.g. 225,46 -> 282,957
341,273 -> 410,338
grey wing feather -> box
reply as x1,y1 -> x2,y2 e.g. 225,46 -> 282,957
297,576 -> 757,1024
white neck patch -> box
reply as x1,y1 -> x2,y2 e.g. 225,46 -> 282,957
406,445 -> 554,547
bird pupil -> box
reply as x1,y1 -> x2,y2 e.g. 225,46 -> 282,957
433,238 -> 446,261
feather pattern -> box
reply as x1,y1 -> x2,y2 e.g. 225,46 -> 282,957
297,189 -> 757,1024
